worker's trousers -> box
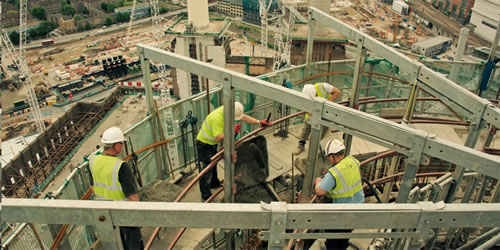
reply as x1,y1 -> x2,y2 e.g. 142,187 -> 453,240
120,226 -> 144,250
303,229 -> 352,250
298,118 -> 328,145
196,140 -> 220,201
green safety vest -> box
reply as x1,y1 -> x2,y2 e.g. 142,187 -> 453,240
327,156 -> 363,199
315,82 -> 332,99
89,155 -> 127,201
197,106 -> 224,145
305,83 -> 333,120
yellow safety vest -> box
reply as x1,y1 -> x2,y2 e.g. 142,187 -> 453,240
305,83 -> 332,120
197,106 -> 224,145
327,156 -> 363,199
89,155 -> 127,200
315,82 -> 332,99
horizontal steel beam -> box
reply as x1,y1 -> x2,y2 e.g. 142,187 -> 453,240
3,199 -> 500,230
137,44 -> 500,179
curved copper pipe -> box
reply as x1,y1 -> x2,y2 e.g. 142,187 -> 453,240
123,140 -> 171,161
50,187 -> 93,250
145,112 -> 306,250
359,150 -> 398,168
167,186 -> 224,250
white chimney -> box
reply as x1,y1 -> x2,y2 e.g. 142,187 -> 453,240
310,0 -> 331,34
188,0 -> 209,29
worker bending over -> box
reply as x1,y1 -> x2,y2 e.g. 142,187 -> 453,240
303,139 -> 364,250
90,127 -> 144,250
295,82 -> 341,155
196,102 -> 272,201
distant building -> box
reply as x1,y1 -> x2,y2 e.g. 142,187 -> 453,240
242,0 -> 278,25
114,2 -> 151,19
411,36 -> 452,56
431,0 -> 475,24
58,16 -> 76,34
469,0 -> 500,46
472,47 -> 500,61
217,0 -> 243,17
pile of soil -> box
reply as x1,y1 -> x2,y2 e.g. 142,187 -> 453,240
234,136 -> 276,203
138,179 -> 184,202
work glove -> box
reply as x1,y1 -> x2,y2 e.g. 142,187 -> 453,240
234,123 -> 241,135
259,120 -> 272,127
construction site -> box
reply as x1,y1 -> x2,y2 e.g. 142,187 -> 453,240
1,0 -> 500,249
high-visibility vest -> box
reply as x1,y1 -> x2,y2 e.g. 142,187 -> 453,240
197,106 -> 224,145
305,83 -> 332,120
327,156 -> 363,199
315,82 -> 332,99
89,155 -> 127,200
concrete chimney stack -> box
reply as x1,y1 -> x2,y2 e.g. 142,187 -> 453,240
310,0 -> 331,34
188,0 -> 209,29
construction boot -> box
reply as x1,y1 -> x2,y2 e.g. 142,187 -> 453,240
294,143 -> 305,155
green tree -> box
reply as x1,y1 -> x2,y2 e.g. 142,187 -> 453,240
77,23 -> 85,32
116,0 -> 125,7
115,12 -> 130,23
106,3 -> 116,13
159,7 -> 169,14
62,4 -> 76,16
85,21 -> 93,30
80,6 -> 90,15
9,31 -> 20,45
105,17 -> 114,26
37,21 -> 58,37
74,15 -> 83,23
6,10 -> 18,15
30,6 -> 47,20
101,2 -> 108,11
28,28 -> 38,39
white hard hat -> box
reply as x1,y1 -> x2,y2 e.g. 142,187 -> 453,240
325,139 -> 345,156
302,84 -> 316,99
101,127 -> 126,144
235,101 -> 244,120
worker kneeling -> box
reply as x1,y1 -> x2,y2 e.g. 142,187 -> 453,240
196,102 -> 272,201
304,139 -> 364,250
90,127 -> 144,250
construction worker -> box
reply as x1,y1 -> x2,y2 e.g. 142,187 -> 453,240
295,83 -> 341,155
90,127 -> 144,250
304,139 -> 364,250
196,101 -> 272,201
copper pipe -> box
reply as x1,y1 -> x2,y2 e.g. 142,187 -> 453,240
166,186 -> 224,250
50,187 -> 93,250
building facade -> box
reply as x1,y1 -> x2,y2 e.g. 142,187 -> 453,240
242,0 -> 278,25
217,0 -> 243,17
411,36 -> 452,56
469,0 -> 500,45
431,0 -> 475,24
114,3 -> 151,19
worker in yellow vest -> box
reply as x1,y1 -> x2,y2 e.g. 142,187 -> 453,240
196,101 -> 272,201
90,127 -> 144,250
294,83 -> 341,155
304,139 -> 364,250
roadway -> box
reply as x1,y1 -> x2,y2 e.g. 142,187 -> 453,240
27,2 -> 217,49
408,0 -> 490,47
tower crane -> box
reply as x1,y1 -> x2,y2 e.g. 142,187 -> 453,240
125,0 -> 138,48
258,0 -> 274,50
149,0 -> 180,180
10,0 -> 46,133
